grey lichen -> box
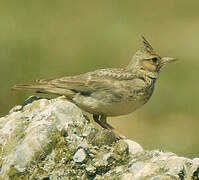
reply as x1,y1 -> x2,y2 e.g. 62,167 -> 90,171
0,96 -> 199,180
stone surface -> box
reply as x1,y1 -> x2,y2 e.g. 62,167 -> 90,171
0,96 -> 198,180
73,148 -> 87,163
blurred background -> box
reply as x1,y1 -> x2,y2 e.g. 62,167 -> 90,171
0,0 -> 199,158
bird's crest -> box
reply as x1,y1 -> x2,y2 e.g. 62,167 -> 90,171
141,35 -> 158,56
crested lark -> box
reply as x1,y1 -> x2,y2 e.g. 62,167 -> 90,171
12,36 -> 176,138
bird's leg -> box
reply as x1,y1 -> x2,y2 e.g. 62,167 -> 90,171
93,114 -> 108,129
99,115 -> 114,130
93,114 -> 126,139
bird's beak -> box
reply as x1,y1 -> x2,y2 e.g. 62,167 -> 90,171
158,57 -> 177,71
161,57 -> 177,64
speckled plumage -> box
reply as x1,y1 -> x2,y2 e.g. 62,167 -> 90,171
12,36 -> 176,138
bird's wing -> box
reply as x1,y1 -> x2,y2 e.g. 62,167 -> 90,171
37,68 -> 136,93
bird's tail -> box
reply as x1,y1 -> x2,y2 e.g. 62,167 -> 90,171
11,84 -> 75,97
11,84 -> 51,93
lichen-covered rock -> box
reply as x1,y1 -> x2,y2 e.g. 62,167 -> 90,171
0,96 -> 198,180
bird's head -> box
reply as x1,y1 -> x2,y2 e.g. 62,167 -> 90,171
126,36 -> 176,76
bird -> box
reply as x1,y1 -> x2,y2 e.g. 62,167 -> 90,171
12,36 -> 176,138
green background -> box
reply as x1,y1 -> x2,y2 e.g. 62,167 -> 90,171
0,1 -> 199,158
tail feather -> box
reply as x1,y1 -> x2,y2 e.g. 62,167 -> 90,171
11,84 -> 75,97
11,84 -> 47,91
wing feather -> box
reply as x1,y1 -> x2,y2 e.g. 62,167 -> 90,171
37,68 -> 136,93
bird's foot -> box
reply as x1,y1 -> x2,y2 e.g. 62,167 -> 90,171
93,114 -> 127,140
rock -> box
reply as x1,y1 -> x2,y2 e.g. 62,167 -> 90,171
123,139 -> 144,155
0,96 -> 198,179
73,148 -> 87,163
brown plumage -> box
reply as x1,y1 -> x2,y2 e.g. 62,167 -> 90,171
12,36 -> 176,138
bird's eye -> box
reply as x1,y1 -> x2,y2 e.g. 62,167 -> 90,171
152,57 -> 158,63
